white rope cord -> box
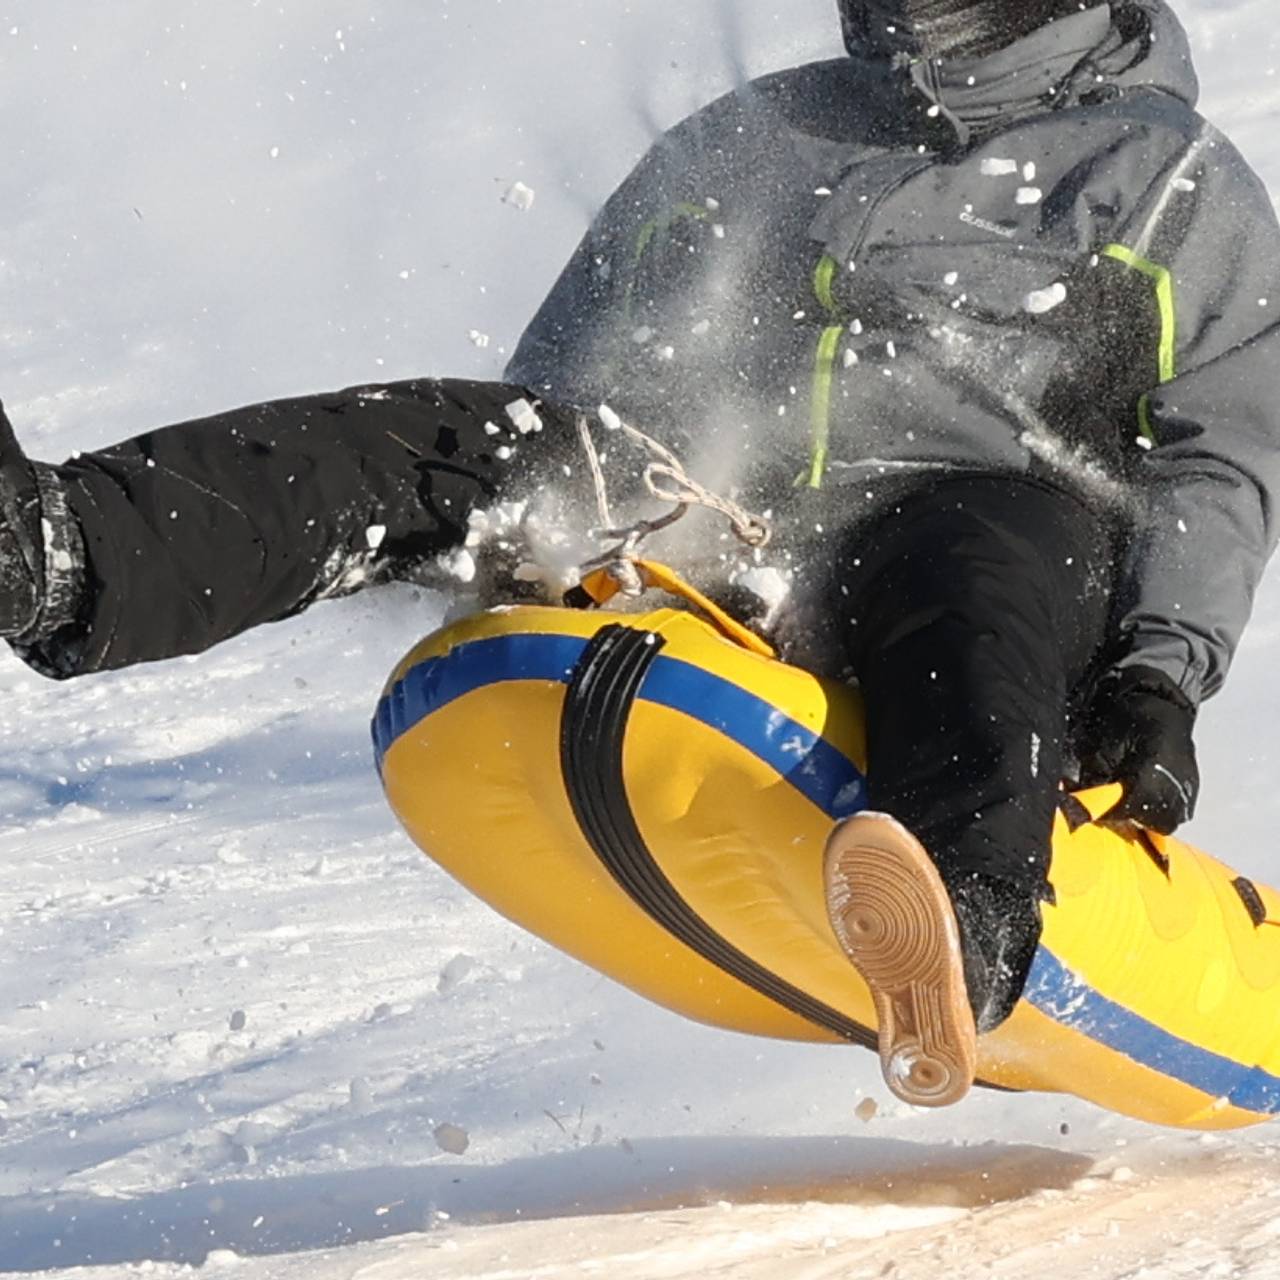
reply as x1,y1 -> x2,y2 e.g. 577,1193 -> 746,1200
642,458 -> 771,548
576,414 -> 615,532
575,412 -> 771,590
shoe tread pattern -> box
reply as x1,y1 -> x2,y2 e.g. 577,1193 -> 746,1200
825,813 -> 977,1108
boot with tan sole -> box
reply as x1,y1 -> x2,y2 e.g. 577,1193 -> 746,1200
823,812 -> 979,1108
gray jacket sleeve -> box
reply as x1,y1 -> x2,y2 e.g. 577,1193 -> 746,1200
505,136 -> 685,410
1113,125 -> 1280,706
504,223 -> 622,409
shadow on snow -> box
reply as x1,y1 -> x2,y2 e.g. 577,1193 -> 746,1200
0,1133 -> 1094,1270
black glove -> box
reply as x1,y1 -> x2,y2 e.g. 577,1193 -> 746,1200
1078,665 -> 1199,834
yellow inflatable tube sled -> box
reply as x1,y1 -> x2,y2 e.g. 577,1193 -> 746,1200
373,576 -> 1280,1131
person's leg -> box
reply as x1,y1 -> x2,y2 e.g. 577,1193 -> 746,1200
6,378 -> 571,677
842,475 -> 1116,1029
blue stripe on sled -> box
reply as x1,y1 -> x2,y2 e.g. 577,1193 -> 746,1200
371,630 -> 866,818
371,632 -> 587,772
636,653 -> 866,819
1022,947 -> 1280,1114
371,628 -> 1280,1116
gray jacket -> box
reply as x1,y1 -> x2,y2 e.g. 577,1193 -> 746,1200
508,1 -> 1280,706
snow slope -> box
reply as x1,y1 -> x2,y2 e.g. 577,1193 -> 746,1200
2,2 -> 1280,1276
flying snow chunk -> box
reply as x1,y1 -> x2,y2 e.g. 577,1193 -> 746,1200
980,158 -> 1019,177
1023,161 -> 1038,182
944,271 -> 960,286
465,500 -> 528,549
597,404 -> 623,432
438,548 -> 477,584
1172,177 -> 1197,193
730,565 -> 790,618
502,180 -> 535,211
438,953 -> 477,994
505,398 -> 544,435
434,1122 -> 470,1155
833,779 -> 865,815
467,329 -> 490,349
1016,187 -> 1043,205
1024,282 -> 1068,315
365,524 -> 387,551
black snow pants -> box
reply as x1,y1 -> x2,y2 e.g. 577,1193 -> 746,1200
841,474 -> 1120,901
29,378 -> 567,676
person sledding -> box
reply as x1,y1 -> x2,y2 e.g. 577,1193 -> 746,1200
1,0 -> 1278,1107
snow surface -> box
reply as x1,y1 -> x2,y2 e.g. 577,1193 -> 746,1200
2,1 -> 1280,1276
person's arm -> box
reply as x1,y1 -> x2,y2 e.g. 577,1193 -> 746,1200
505,108 -> 726,420
1108,126 -> 1280,707
504,212 -> 630,411
1079,123 -> 1280,829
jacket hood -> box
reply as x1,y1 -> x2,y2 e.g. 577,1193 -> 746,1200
845,1 -> 1199,145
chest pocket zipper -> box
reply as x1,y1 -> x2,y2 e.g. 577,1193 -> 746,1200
806,253 -> 846,489
805,161 -> 932,488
